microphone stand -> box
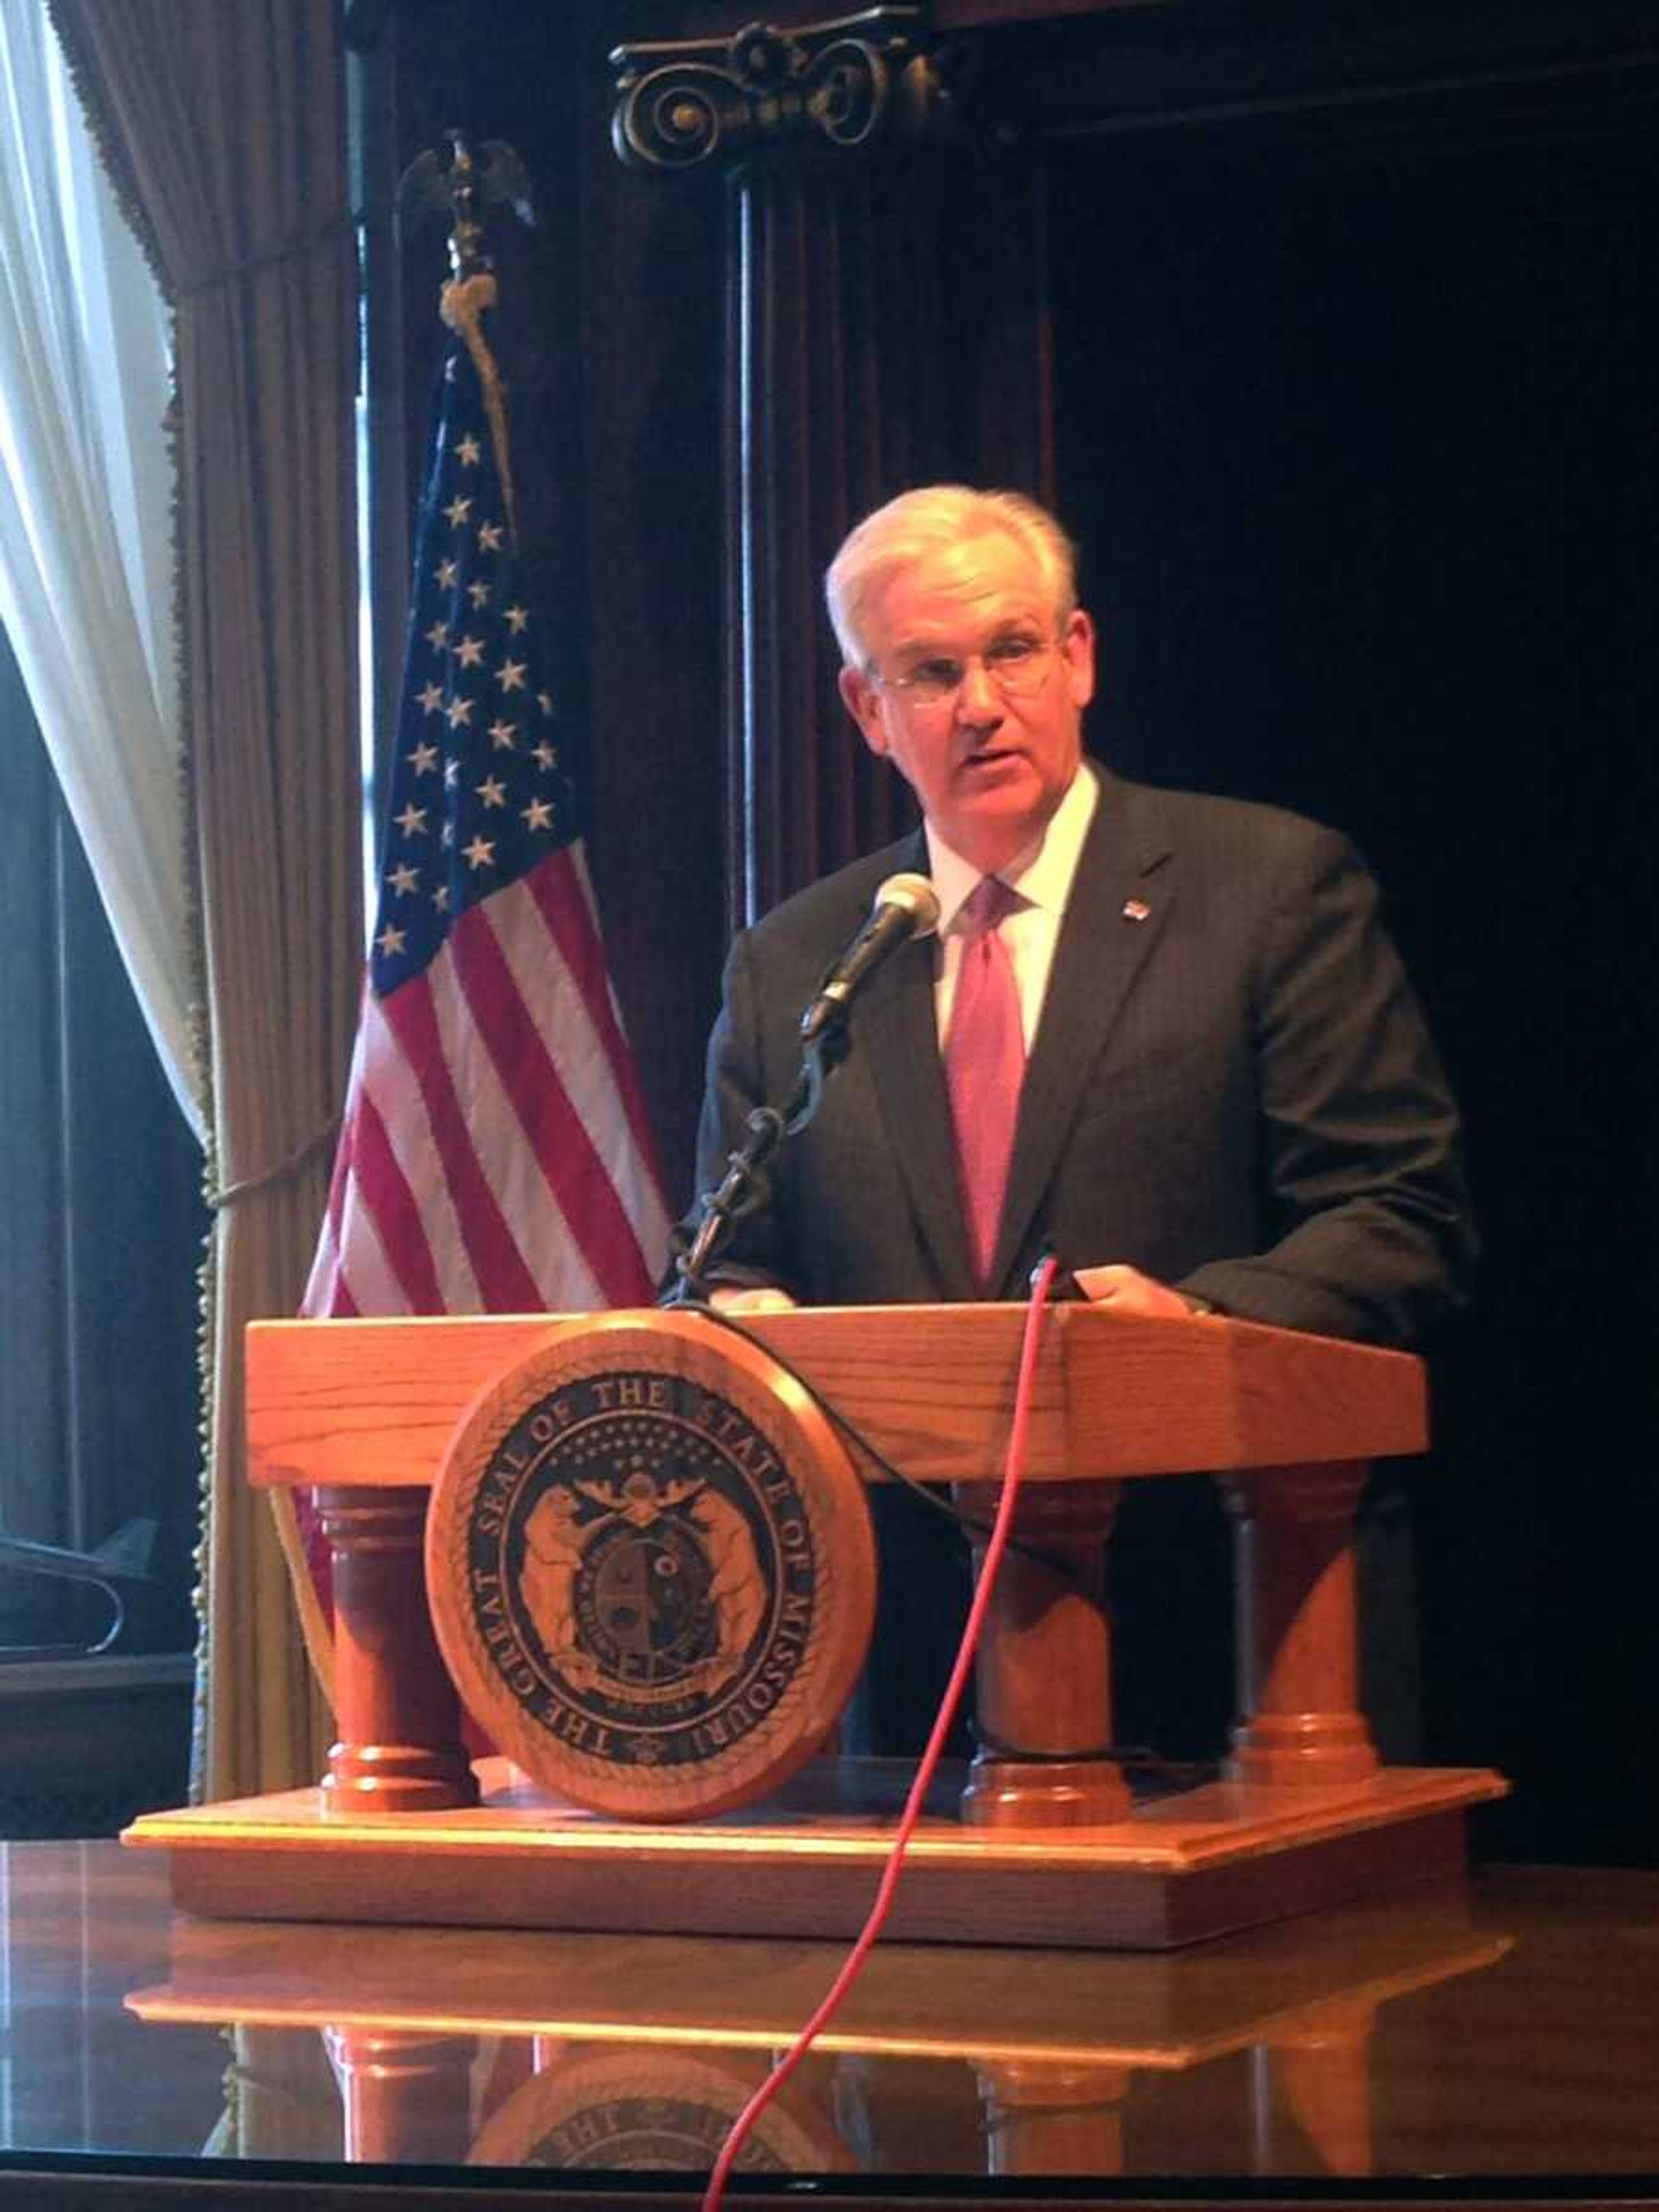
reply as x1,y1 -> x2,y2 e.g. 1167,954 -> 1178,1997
666,873 -> 938,1307
664,1023 -> 843,1307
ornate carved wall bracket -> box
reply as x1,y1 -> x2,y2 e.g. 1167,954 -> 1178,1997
610,8 -> 953,173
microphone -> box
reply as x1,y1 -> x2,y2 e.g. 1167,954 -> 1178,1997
799,871 -> 941,1044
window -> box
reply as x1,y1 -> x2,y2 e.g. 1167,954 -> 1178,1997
0,626 -> 201,1668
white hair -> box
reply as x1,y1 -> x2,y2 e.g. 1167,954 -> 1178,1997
825,485 -> 1079,668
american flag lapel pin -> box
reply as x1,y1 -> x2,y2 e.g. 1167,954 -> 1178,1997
1122,898 -> 1151,922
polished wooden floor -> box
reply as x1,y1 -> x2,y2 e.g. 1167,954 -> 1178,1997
2,1839 -> 1657,2206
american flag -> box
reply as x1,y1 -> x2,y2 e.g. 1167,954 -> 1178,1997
302,284 -> 670,1322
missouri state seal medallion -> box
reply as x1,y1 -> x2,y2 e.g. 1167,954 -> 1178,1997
426,1310 -> 876,1820
466,2048 -> 852,2175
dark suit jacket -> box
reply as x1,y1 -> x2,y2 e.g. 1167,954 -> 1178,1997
684,762 -> 1475,1348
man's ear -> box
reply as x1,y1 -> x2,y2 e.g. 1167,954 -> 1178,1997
1062,607 -> 1097,711
838,664 -> 890,759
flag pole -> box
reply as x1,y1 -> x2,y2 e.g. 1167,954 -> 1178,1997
285,127 -> 670,1707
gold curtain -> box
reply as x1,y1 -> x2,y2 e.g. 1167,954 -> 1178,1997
49,0 -> 360,1797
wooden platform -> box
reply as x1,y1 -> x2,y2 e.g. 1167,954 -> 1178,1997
125,1875 -> 1512,2062
124,1755 -> 1507,1951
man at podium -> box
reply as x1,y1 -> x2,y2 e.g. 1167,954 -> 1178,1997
677,484 -> 1475,1753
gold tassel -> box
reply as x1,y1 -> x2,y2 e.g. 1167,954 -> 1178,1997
440,271 -> 517,541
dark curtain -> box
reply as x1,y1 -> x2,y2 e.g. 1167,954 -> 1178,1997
50,0 -> 361,1796
728,147 -> 1056,921
1047,135 -> 1659,1855
703,83 -> 1659,1858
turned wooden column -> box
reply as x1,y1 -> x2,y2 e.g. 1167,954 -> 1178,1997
323,2028 -> 477,2163
1261,1998 -> 1379,2177
315,1485 -> 478,1812
976,2059 -> 1131,2177
1221,1460 -> 1380,1786
955,1476 -> 1132,1827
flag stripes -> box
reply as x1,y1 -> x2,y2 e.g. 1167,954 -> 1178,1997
301,272 -> 669,1338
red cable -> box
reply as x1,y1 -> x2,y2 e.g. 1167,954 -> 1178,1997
701,1257 -> 1062,2208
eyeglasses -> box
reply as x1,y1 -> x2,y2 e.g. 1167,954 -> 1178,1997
869,634 -> 1062,708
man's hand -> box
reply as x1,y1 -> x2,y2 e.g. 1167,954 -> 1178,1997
1073,1264 -> 1200,1319
709,1285 -> 800,1314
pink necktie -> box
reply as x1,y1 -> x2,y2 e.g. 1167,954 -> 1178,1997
945,876 -> 1026,1291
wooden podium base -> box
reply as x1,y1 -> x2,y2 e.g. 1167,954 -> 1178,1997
124,1756 -> 1506,1951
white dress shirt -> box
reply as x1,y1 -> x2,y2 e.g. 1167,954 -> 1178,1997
926,761 -> 1100,1051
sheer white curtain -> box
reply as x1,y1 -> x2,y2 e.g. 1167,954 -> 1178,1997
0,0 -> 200,1135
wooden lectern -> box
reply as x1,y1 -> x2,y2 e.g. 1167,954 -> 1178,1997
124,1303 -> 1506,1947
